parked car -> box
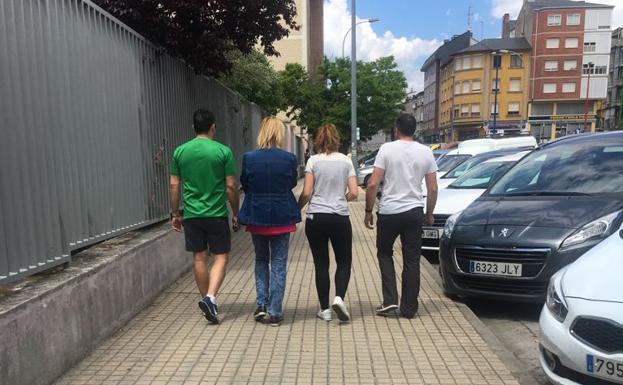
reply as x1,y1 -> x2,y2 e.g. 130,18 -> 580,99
437,136 -> 536,178
439,132 -> 623,302
437,147 -> 534,189
539,225 -> 623,385
421,151 -> 529,259
433,149 -> 449,161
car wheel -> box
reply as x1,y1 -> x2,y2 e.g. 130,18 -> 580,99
439,265 -> 460,301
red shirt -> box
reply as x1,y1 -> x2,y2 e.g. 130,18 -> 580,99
246,224 -> 297,236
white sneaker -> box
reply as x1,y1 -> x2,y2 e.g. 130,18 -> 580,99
317,308 -> 333,321
331,297 -> 351,322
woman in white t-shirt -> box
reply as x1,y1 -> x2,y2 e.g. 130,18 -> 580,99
298,124 -> 358,322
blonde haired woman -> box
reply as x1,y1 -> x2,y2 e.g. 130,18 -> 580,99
298,124 -> 358,322
239,116 -> 301,326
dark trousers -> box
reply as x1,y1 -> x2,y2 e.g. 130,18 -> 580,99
376,207 -> 423,317
305,213 -> 353,310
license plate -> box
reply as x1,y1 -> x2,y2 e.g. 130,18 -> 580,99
469,261 -> 522,277
587,354 -> 623,382
422,229 -> 439,239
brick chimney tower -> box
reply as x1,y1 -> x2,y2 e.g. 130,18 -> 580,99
502,13 -> 510,38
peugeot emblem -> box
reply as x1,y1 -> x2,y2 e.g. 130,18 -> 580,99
499,228 -> 511,238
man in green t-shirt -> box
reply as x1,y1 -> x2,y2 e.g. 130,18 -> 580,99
170,108 -> 240,324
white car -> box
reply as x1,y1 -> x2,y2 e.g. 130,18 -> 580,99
539,225 -> 623,385
421,151 -> 528,257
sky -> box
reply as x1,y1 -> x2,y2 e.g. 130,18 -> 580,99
324,0 -> 623,92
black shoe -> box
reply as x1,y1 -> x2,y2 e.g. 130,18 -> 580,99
375,304 -> 398,317
267,314 -> 283,327
400,302 -> 419,319
254,305 -> 267,322
400,311 -> 416,319
198,297 -> 220,324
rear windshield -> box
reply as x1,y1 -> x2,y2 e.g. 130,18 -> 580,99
437,155 -> 471,172
449,161 -> 514,189
489,139 -> 623,196
443,156 -> 486,179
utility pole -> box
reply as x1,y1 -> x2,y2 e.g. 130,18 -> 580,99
351,0 -> 358,169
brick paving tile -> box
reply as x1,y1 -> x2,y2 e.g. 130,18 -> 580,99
55,198 -> 520,385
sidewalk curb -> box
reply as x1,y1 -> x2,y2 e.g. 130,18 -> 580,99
421,259 -> 541,385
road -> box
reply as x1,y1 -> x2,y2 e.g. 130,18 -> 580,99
423,255 -> 549,385
465,299 -> 549,385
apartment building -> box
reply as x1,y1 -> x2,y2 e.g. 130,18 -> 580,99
269,0 -> 323,74
438,38 -> 532,142
420,31 -> 475,143
508,0 -> 614,140
603,27 -> 623,129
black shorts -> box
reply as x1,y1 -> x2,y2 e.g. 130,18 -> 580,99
182,217 -> 231,254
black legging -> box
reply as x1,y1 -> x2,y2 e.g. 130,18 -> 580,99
305,213 -> 353,310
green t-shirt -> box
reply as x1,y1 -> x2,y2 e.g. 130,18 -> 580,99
170,138 -> 237,219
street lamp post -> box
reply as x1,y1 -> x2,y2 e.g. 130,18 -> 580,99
345,3 -> 378,169
351,0 -> 357,169
490,49 -> 523,136
492,53 -> 501,135
584,62 -> 595,132
341,18 -> 380,58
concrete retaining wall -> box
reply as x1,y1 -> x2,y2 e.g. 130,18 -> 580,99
0,224 -> 189,385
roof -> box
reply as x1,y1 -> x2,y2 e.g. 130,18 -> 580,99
456,37 -> 531,54
421,31 -> 473,71
484,151 -> 531,164
528,0 -> 613,10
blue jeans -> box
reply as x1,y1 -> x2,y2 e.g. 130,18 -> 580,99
252,234 -> 290,317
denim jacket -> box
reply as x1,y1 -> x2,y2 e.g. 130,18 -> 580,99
239,148 -> 302,226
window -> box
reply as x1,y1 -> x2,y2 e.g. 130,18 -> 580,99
562,83 -> 576,93
492,78 -> 499,91
582,64 -> 606,75
584,42 -> 596,52
455,59 -> 462,71
453,106 -> 459,118
546,38 -> 560,49
492,54 -> 502,68
509,78 -> 521,92
532,103 -> 554,115
547,14 -> 561,26
461,104 -> 469,117
508,102 -> 520,115
462,58 -> 472,70
462,82 -> 470,94
491,103 -> 499,116
543,83 -> 557,93
472,80 -> 481,92
564,60 -> 577,71
454,82 -> 461,94
510,55 -> 523,68
472,55 -> 482,68
565,38 -> 579,48
567,14 -> 580,26
544,61 -> 559,71
471,103 -> 480,117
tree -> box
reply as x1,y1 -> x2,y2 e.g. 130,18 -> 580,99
94,0 -> 298,76
220,50 -> 285,115
280,57 -> 407,150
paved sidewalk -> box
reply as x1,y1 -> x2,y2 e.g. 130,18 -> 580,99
55,199 -> 520,385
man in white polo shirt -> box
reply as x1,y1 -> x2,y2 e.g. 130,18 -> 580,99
364,113 -> 438,319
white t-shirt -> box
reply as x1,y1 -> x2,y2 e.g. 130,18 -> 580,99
305,152 -> 356,216
373,140 -> 437,215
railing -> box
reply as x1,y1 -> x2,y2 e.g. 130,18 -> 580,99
0,0 -> 264,283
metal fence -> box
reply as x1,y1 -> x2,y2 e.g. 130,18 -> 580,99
0,0 -> 264,283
